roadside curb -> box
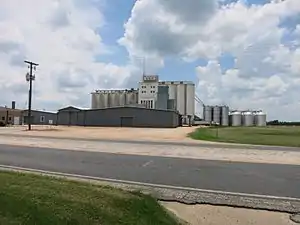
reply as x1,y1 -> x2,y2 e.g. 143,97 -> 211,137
290,214 -> 300,224
0,165 -> 299,214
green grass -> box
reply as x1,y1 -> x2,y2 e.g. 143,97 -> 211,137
0,171 -> 180,225
188,126 -> 300,147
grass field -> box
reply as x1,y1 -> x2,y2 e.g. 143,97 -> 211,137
0,171 -> 180,225
189,126 -> 300,147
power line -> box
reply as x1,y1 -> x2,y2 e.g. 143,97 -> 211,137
24,60 -> 39,131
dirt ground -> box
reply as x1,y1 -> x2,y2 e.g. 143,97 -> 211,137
0,125 -> 198,142
162,202 -> 297,225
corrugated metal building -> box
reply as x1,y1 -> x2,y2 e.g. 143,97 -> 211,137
57,106 -> 180,128
22,110 -> 57,125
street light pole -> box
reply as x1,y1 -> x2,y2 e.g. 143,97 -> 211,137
24,60 -> 39,131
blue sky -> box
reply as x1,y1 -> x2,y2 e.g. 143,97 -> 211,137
1,0 -> 299,120
97,0 -> 299,86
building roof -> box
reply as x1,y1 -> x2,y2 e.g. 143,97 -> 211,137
0,106 -> 22,111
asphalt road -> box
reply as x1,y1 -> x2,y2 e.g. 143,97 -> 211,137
0,144 -> 299,198
1,133 -> 300,151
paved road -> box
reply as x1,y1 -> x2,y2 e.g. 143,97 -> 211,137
1,133 -> 300,151
0,144 -> 299,198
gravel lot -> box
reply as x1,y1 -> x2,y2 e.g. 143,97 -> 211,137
0,125 -> 198,142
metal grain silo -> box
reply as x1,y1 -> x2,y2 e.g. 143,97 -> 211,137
243,111 -> 254,126
255,111 -> 267,127
231,111 -> 242,126
108,91 -> 120,108
203,105 -> 213,123
102,92 -> 109,108
126,90 -> 138,105
176,84 -> 185,116
186,83 -> 195,121
91,93 -> 97,109
119,91 -> 126,106
213,106 -> 221,125
221,106 -> 229,126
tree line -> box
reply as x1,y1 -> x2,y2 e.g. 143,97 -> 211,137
267,120 -> 300,126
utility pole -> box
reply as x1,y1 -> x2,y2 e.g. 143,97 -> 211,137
24,60 -> 39,131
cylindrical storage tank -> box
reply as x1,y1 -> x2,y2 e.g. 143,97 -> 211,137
102,93 -> 108,108
255,111 -> 267,126
243,111 -> 254,126
126,92 -> 138,105
177,84 -> 185,116
119,92 -> 126,106
186,84 -> 195,122
231,111 -> 242,126
168,84 -> 177,101
91,93 -> 97,109
213,106 -> 221,125
108,92 -> 114,108
221,106 -> 229,126
203,105 -> 213,123
114,92 -> 121,107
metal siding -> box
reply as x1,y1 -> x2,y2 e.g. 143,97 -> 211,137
23,110 -> 57,125
156,86 -> 169,110
186,84 -> 195,119
91,94 -> 97,109
168,84 -> 177,101
177,84 -> 185,116
82,107 -> 178,128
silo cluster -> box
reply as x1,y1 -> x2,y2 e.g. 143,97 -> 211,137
203,105 -> 230,126
229,110 -> 267,127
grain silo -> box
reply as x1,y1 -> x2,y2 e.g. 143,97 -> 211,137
231,111 -> 242,126
243,111 -> 254,126
91,89 -> 138,109
203,105 -> 213,123
221,106 -> 229,126
255,111 -> 267,126
213,106 -> 221,125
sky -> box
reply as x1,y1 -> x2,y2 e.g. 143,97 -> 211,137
0,0 -> 299,120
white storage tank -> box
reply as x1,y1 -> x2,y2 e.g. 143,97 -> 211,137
231,111 -> 242,126
204,105 -> 213,123
91,93 -> 97,109
221,106 -> 229,126
213,106 -> 221,125
186,83 -> 195,121
255,111 -> 267,126
176,84 -> 185,116
119,92 -> 126,106
243,111 -> 254,126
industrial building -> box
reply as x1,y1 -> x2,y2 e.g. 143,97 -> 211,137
0,101 -> 22,126
57,106 -> 180,128
91,75 -> 195,125
22,110 -> 57,125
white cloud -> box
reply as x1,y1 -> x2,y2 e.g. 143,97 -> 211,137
121,0 -> 300,120
0,0 -> 134,111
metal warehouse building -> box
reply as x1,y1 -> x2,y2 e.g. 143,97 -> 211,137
57,106 -> 180,128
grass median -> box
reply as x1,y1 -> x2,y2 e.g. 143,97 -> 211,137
0,171 -> 180,225
188,126 -> 300,147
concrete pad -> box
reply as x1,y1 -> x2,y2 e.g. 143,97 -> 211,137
161,202 -> 297,225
